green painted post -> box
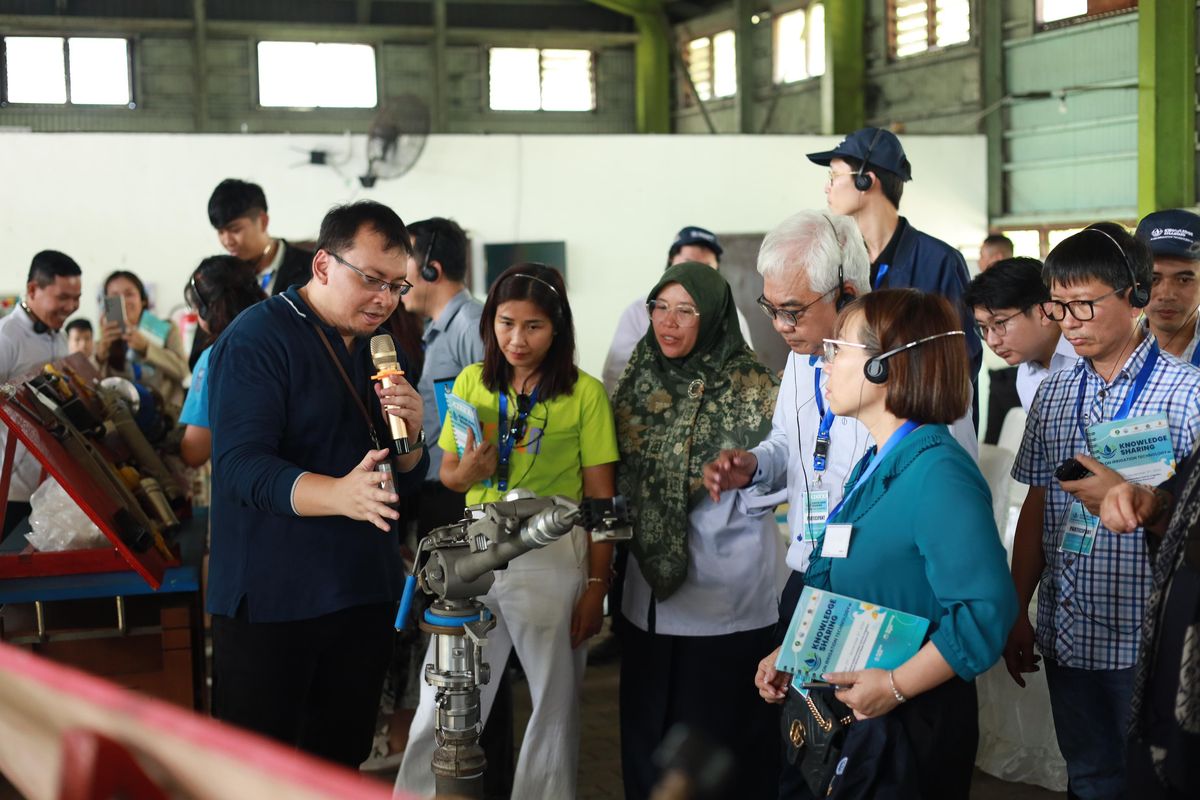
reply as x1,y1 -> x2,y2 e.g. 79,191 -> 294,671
980,0 -> 1004,220
1138,2 -> 1196,215
588,0 -> 670,134
822,0 -> 864,134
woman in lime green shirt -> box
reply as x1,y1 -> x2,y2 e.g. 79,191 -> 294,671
396,263 -> 619,800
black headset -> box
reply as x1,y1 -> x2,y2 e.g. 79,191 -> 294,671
824,215 -> 853,311
854,128 -> 885,192
419,230 -> 440,283
20,301 -> 50,334
864,330 -> 965,385
1085,226 -> 1150,309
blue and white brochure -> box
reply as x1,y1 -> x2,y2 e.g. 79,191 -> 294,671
446,393 -> 491,488
776,587 -> 930,694
1086,412 -> 1176,485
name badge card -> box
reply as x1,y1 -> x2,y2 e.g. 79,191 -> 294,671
821,524 -> 853,558
1060,501 -> 1099,556
1086,412 -> 1177,485
801,490 -> 829,542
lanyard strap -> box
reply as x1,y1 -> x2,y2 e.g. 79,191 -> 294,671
1190,344 -> 1200,367
811,361 -> 836,473
497,385 -> 539,491
1074,341 -> 1159,443
314,325 -> 381,450
827,420 -> 919,522
873,263 -> 889,290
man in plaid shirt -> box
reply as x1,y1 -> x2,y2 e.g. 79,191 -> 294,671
1007,222 -> 1200,799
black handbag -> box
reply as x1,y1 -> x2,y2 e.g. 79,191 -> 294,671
781,686 -> 855,797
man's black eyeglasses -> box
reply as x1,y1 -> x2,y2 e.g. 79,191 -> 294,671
756,286 -> 837,327
326,250 -> 413,297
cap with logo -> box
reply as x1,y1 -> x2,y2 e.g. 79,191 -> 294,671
669,226 -> 724,259
1135,209 -> 1200,262
806,127 -> 913,182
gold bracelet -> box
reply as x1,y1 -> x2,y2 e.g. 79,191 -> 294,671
586,577 -> 610,590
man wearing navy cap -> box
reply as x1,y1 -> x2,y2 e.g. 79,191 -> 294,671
807,127 -> 983,427
601,226 -> 752,394
1136,209 -> 1200,366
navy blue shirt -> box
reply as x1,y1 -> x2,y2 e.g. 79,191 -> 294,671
207,287 -> 427,622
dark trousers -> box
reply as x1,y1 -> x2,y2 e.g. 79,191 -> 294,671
618,613 -> 779,800
211,601 -> 395,768
983,366 -> 1021,445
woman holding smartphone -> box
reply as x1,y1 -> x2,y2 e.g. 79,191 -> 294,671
97,270 -> 190,416
396,263 -> 618,800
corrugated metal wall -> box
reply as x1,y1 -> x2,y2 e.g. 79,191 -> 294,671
1001,14 -> 1138,223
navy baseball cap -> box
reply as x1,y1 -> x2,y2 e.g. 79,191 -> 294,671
806,127 -> 913,182
669,226 -> 723,258
1135,209 -> 1200,261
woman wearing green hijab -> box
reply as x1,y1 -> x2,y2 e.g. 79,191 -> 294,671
613,261 -> 782,799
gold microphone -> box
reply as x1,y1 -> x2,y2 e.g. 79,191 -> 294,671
369,334 -> 411,455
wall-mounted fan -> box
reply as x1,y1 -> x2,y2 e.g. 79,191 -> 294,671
360,94 -> 431,188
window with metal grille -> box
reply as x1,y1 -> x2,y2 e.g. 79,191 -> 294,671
257,41 -> 377,108
888,0 -> 970,59
488,47 -> 594,111
1,36 -> 131,106
1037,0 -> 1137,27
774,3 -> 826,84
684,30 -> 737,102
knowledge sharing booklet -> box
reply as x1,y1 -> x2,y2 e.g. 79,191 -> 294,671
445,393 -> 492,489
1086,412 -> 1177,486
776,587 -> 930,694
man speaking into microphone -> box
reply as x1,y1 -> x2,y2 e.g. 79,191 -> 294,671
207,201 -> 427,767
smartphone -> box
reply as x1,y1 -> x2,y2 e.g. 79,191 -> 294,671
799,681 -> 845,691
103,295 -> 126,333
1054,458 -> 1092,482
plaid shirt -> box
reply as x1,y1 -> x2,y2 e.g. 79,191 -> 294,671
1012,333 -> 1200,670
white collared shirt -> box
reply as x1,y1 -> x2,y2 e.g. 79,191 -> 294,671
0,304 -> 69,502
1015,335 -> 1080,411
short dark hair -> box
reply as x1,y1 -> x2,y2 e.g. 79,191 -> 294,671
28,250 -> 82,286
103,270 -> 150,309
840,156 -> 905,209
983,233 -> 1014,254
480,263 -> 578,401
835,288 -> 971,424
963,257 -> 1048,312
65,318 -> 93,335
1044,221 -> 1151,298
408,217 -> 469,282
187,255 -> 266,339
316,201 -> 411,259
208,179 -> 268,229
666,241 -> 721,267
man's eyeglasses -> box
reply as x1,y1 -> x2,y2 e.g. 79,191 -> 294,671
1040,288 -> 1123,322
821,338 -> 869,364
646,300 -> 701,327
757,287 -> 836,327
827,169 -> 854,185
975,306 -> 1032,339
326,250 -> 413,297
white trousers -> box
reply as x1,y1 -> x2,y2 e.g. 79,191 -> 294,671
395,555 -> 587,799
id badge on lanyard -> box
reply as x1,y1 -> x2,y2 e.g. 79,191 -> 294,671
1060,502 -> 1099,556
803,361 -> 836,542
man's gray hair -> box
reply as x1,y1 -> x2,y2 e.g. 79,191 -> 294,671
757,211 -> 870,297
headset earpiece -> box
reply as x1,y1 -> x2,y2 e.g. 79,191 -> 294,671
854,128 -> 884,193
419,231 -> 440,283
1086,227 -> 1150,309
863,356 -> 888,384
20,302 -> 49,334
824,215 -> 853,311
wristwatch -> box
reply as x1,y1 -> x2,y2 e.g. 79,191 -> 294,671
414,428 -> 427,448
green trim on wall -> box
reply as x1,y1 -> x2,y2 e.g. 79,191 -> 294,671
1137,3 -> 1195,215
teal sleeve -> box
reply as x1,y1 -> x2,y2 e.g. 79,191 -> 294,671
915,450 -> 1019,681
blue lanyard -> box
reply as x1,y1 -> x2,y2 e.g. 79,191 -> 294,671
497,385 -> 539,491
260,270 -> 274,291
1074,341 -> 1158,443
873,263 -> 889,290
810,356 -> 836,473
1190,345 -> 1200,367
827,420 -> 919,522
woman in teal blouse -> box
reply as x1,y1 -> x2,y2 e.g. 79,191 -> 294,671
757,289 -> 1017,799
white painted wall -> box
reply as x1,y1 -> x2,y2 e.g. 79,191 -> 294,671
0,132 -> 986,377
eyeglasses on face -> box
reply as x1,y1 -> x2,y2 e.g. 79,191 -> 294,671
757,287 -> 836,327
975,306 -> 1033,339
326,250 -> 413,297
1040,287 -> 1124,322
646,300 -> 701,327
821,338 -> 870,364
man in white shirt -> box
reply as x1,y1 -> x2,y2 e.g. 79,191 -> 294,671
601,226 -> 753,394
1136,208 -> 1200,366
0,250 -> 82,536
963,257 -> 1078,411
